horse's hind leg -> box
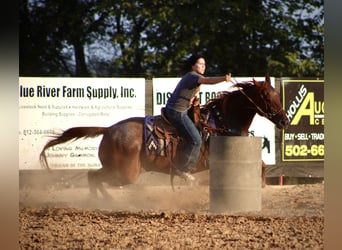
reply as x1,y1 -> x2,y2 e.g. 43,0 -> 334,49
88,140 -> 141,199
87,130 -> 119,200
88,169 -> 113,199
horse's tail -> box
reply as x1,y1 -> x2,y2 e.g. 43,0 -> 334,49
39,127 -> 107,169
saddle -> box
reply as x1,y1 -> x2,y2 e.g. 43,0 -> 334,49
156,108 -> 177,138
157,103 -> 201,139
144,103 -> 202,161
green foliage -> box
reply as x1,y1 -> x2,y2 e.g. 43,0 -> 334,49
19,0 -> 323,77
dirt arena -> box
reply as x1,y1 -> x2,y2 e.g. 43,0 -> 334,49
19,171 -> 324,249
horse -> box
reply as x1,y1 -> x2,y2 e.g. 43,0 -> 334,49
40,75 -> 289,199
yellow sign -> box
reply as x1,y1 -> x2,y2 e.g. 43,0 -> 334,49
282,79 -> 324,161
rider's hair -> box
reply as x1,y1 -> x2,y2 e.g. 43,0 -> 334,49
180,54 -> 205,75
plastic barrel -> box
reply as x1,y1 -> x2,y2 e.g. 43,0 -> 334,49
209,136 -> 262,213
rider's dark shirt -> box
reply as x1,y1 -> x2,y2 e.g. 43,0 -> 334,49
166,71 -> 201,112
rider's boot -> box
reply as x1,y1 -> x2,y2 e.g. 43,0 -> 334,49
174,168 -> 195,181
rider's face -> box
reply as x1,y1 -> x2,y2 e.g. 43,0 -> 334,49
192,58 -> 206,75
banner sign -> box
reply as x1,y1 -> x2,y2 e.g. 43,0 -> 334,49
19,77 -> 145,170
152,77 -> 277,164
282,79 -> 324,161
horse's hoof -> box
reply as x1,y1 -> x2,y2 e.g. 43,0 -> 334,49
103,194 -> 114,201
87,192 -> 98,200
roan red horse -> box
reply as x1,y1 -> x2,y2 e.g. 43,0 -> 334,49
40,76 -> 289,199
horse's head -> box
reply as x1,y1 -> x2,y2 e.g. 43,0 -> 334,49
236,75 -> 289,129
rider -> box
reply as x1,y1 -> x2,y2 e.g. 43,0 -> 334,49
165,55 -> 232,181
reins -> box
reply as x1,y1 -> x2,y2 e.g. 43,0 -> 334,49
238,88 -> 270,118
199,79 -> 283,136
200,95 -> 242,136
232,80 -> 283,120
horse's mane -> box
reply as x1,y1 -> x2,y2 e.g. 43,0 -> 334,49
204,81 -> 255,107
204,91 -> 229,107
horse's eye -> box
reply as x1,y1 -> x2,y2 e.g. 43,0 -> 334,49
262,92 -> 270,102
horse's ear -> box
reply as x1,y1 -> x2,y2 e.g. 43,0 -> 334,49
265,74 -> 271,86
253,77 -> 261,87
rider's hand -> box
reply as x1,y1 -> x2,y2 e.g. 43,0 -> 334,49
191,96 -> 200,106
225,73 -> 232,82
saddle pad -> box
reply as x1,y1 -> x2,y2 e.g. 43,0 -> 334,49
144,116 -> 170,157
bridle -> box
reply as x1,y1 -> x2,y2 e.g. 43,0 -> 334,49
200,82 -> 283,136
235,83 -> 283,120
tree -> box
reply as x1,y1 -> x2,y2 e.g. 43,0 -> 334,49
20,0 -> 73,76
20,0 -> 110,76
262,0 -> 324,76
19,0 -> 324,77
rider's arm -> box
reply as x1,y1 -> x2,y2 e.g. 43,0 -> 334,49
198,73 -> 231,85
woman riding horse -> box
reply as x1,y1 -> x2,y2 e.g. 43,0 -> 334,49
165,55 -> 232,181
40,75 -> 289,199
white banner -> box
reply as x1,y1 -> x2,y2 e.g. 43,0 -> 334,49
152,77 -> 276,164
19,77 -> 145,170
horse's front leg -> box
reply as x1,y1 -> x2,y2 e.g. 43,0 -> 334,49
262,160 -> 266,188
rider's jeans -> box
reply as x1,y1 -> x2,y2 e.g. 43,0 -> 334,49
165,108 -> 202,172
